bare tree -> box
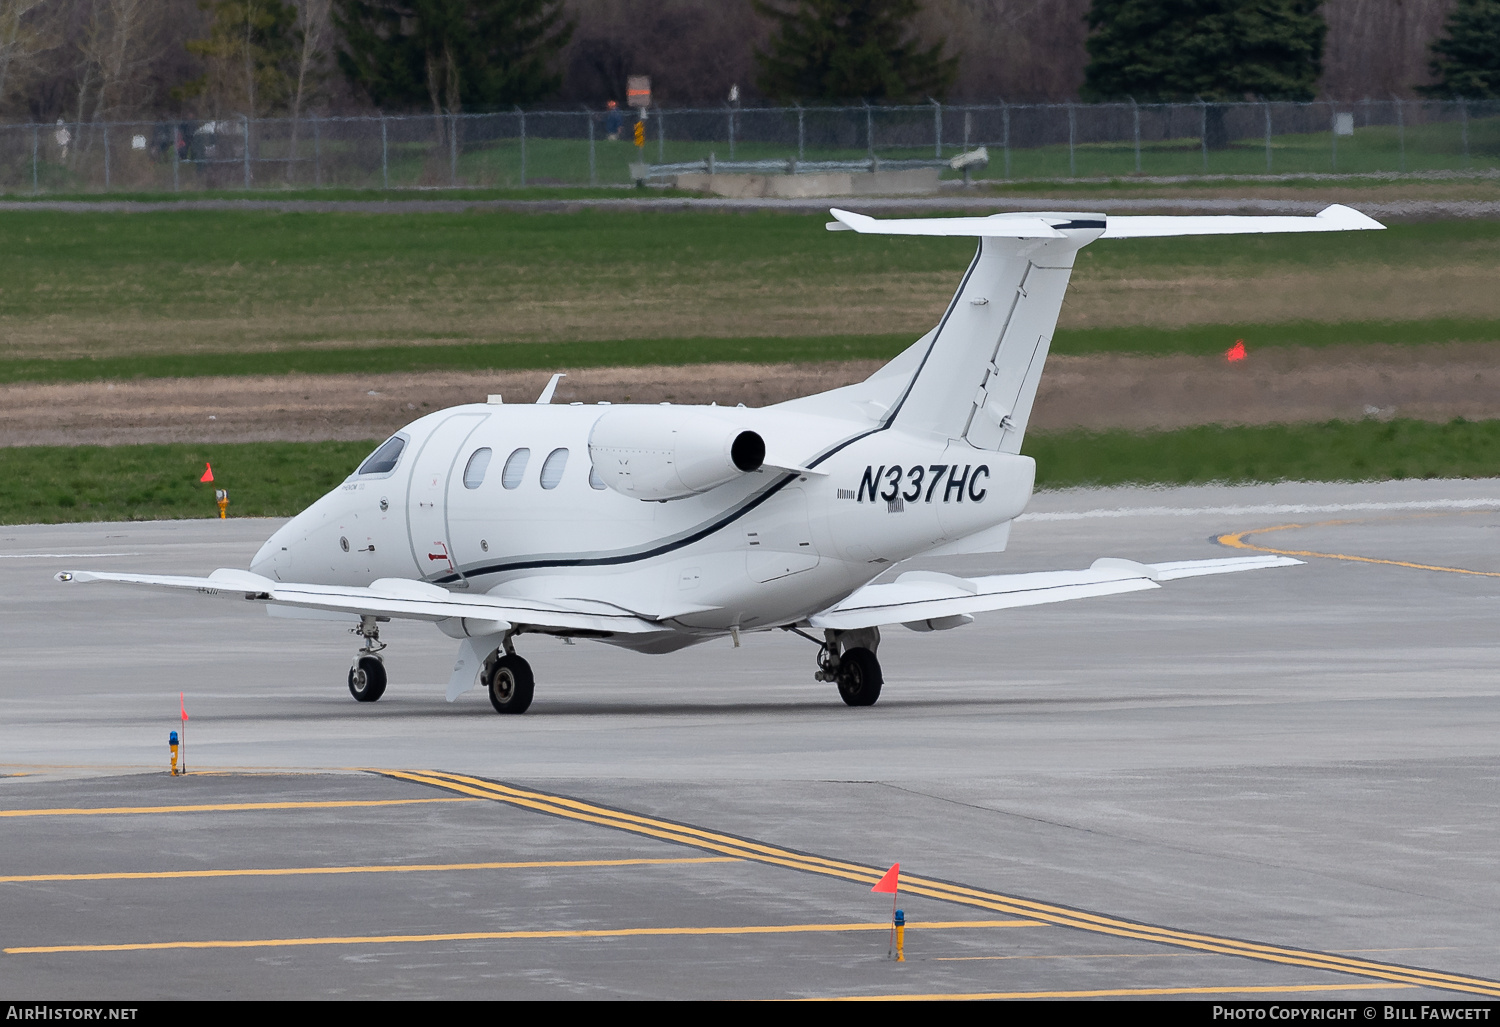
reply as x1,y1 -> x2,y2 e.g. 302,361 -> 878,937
286,0 -> 329,178
0,0 -> 53,108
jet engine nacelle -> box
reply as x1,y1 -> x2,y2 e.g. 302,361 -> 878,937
588,407 -> 766,501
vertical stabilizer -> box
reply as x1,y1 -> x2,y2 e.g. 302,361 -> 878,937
888,222 -> 1103,452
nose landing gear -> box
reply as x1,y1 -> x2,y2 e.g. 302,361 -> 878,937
348,615 -> 389,703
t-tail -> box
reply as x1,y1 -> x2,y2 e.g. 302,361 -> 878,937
827,204 -> 1385,452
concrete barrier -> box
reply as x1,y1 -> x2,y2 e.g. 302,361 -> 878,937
673,168 -> 940,198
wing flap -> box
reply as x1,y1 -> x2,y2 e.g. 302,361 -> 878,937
808,554 -> 1300,631
56,569 -> 660,635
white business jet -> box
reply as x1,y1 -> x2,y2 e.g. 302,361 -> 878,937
58,204 -> 1383,713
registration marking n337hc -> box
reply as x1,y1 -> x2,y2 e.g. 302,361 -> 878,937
56,204 -> 1383,713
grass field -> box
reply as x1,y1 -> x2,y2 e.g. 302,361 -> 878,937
0,210 -> 1496,373
6,418 -> 1499,525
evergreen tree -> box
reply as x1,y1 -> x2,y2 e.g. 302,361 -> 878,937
1082,0 -> 1325,103
1423,0 -> 1500,99
334,0 -> 572,113
753,0 -> 957,103
179,0 -> 300,117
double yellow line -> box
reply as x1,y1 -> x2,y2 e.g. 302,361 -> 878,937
383,769 -> 1500,998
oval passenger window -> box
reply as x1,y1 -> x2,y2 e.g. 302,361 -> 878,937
540,448 -> 568,490
501,448 -> 530,489
357,435 -> 405,476
462,448 -> 492,489
588,465 -> 607,490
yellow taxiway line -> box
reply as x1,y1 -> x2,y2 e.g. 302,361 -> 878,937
1219,521 -> 1500,577
378,769 -> 1500,999
0,856 -> 740,885
0,797 -> 478,818
6,919 -> 1037,955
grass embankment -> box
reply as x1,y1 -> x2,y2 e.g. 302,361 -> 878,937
0,211 -> 1497,376
7,419 -> 1500,525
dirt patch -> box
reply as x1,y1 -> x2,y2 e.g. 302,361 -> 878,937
4,342 -> 1498,447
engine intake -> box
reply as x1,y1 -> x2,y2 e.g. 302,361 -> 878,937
589,408 -> 765,501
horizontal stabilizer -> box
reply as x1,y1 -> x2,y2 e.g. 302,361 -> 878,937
1102,203 -> 1384,238
825,204 -> 1382,240
807,554 -> 1299,631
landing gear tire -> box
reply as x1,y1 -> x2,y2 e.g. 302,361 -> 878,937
836,647 -> 883,707
348,654 -> 387,703
487,654 -> 535,715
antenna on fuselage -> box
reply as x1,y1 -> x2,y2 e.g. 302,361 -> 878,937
536,373 -> 567,404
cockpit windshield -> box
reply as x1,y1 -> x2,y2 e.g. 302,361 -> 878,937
357,435 -> 406,476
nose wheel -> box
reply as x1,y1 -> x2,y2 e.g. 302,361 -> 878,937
348,614 -> 389,703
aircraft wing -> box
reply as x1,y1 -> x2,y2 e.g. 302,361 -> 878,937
806,555 -> 1300,632
54,568 -> 661,635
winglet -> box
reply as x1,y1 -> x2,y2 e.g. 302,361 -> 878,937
536,373 -> 566,404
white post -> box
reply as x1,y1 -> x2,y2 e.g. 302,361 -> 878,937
931,98 -> 941,158
102,123 -> 110,189
31,124 -> 38,193
313,115 -> 321,187
242,114 -> 250,188
1395,96 -> 1405,174
380,114 -> 388,189
449,112 -> 457,186
796,103 -> 804,162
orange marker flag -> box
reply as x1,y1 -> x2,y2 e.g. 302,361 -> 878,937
871,863 -> 900,894
200,462 -> 214,483
1226,339 -> 1247,362
179,692 -> 189,722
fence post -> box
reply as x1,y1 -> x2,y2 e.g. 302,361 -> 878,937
585,106 -> 596,186
1394,96 -> 1405,174
796,103 -> 804,162
864,100 -> 873,162
101,123 -> 110,189
313,115 -> 321,187
242,115 -> 251,188
1459,98 -> 1469,161
1131,98 -> 1140,173
1001,99 -> 1010,178
1067,102 -> 1076,176
930,98 -> 941,158
657,106 -> 664,163
1263,101 -> 1272,171
728,104 -> 735,159
31,123 -> 38,193
1199,99 -> 1208,171
449,112 -> 458,186
380,113 -> 388,188
518,107 -> 526,186
171,122 -> 180,191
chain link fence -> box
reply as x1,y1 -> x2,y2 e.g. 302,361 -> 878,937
4,98 -> 1497,194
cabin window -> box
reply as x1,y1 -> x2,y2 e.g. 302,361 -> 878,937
501,448 -> 530,489
462,448 -> 492,490
540,448 -> 568,489
589,465 -> 607,490
356,435 -> 405,476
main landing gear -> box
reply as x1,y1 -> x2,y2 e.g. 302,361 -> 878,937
812,627 -> 883,707
483,636 -> 534,715
348,615 -> 388,703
